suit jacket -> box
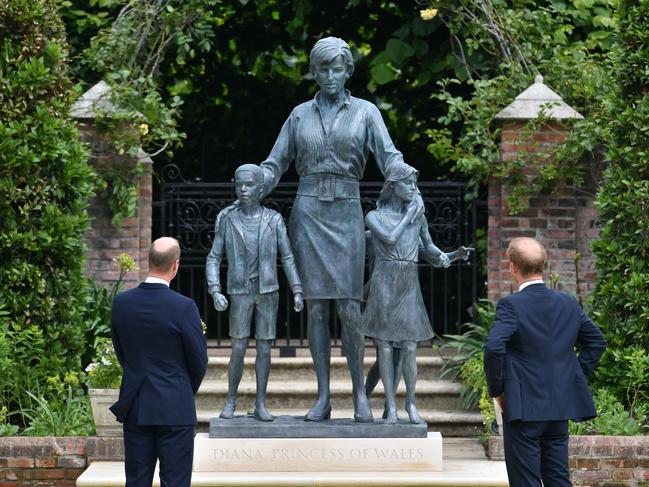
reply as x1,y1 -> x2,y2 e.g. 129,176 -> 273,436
205,206 -> 302,295
110,283 -> 208,425
484,283 -> 606,423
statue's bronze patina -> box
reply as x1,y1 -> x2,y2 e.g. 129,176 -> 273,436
207,37 -> 472,426
206,164 -> 303,422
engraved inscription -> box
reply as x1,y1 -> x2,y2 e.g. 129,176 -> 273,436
212,448 -> 263,460
212,447 -> 425,461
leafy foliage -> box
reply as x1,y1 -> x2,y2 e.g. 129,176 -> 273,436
589,0 -> 649,410
427,0 -> 617,207
438,299 -> 498,437
570,388 -> 648,435
58,1 -> 473,183
439,299 -> 495,408
84,253 -> 137,351
0,0 -> 94,426
22,388 -> 94,436
85,337 -> 122,389
77,0 -> 220,158
460,353 -> 496,440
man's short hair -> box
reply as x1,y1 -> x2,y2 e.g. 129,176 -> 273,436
148,238 -> 180,272
507,237 -> 547,276
234,164 -> 263,185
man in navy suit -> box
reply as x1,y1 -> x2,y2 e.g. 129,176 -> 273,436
110,237 -> 208,487
484,237 -> 606,487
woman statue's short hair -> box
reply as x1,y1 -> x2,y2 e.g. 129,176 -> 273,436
309,37 -> 354,77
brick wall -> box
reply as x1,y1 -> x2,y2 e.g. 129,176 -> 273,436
488,121 -> 600,302
0,437 -> 123,486
77,122 -> 152,290
488,435 -> 649,486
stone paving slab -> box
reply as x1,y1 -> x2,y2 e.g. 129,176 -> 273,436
76,438 -> 506,487
77,459 -> 509,487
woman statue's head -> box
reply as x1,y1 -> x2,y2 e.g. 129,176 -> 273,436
378,163 -> 419,208
309,37 -> 355,96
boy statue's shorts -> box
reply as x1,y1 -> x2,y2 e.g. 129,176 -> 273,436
228,280 -> 279,340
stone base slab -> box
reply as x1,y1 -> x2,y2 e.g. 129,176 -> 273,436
209,415 -> 428,438
77,459 -> 509,486
194,432 -> 442,472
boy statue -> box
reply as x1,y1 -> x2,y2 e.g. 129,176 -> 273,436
206,164 -> 304,421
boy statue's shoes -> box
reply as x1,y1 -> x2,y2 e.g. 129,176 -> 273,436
252,406 -> 275,422
219,400 -> 236,419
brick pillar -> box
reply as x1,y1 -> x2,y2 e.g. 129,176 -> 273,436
488,121 -> 599,302
77,124 -> 152,290
137,155 -> 153,283
71,82 -> 152,290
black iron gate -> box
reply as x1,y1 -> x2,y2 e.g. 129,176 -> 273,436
154,164 -> 484,351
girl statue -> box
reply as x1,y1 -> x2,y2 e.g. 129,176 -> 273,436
361,163 -> 470,424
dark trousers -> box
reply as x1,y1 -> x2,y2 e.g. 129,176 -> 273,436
503,420 -> 571,487
123,419 -> 195,487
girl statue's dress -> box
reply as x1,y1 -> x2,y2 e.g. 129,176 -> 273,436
359,162 -> 451,424
361,212 -> 433,343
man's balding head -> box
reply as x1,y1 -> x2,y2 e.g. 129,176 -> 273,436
507,237 -> 547,277
148,237 -> 180,273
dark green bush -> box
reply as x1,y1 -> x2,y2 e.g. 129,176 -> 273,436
439,299 -> 495,408
591,0 -> 649,408
570,388 -> 648,436
0,0 -> 95,426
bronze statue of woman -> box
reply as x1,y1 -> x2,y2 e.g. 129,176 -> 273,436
220,37 -> 424,423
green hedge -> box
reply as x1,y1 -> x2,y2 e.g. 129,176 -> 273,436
591,0 -> 649,411
0,0 -> 95,424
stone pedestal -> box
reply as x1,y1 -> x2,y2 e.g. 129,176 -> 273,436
209,415 -> 428,438
193,432 -> 443,472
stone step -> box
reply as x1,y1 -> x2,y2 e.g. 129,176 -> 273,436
198,354 -> 476,438
196,409 -> 483,437
196,379 -> 466,412
205,356 -> 451,381
78,454 -> 510,486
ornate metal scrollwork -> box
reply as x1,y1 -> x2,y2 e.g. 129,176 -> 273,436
157,164 -> 481,346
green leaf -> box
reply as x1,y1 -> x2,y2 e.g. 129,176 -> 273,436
411,16 -> 438,36
370,63 -> 395,85
592,15 -> 613,27
385,39 -> 415,66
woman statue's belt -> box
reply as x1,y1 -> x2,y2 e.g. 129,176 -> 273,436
377,258 -> 418,263
297,174 -> 360,201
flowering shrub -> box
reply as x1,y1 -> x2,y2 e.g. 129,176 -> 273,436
86,337 -> 121,389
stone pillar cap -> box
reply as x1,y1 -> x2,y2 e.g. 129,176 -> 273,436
70,81 -> 117,119
494,74 -> 583,121
70,80 -> 144,120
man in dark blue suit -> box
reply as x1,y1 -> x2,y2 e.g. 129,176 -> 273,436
110,237 -> 208,487
484,237 -> 606,487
